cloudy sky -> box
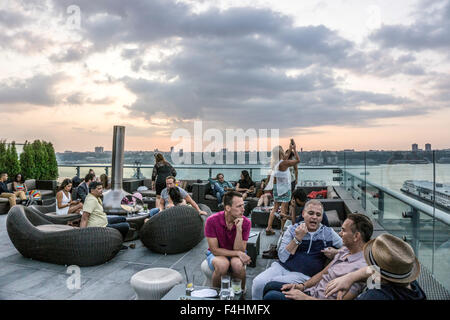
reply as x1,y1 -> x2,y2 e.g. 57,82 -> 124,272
1,0 -> 449,152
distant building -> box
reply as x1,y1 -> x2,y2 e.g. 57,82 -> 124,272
425,143 -> 431,151
95,146 -> 104,153
64,150 -> 73,153
412,143 -> 418,152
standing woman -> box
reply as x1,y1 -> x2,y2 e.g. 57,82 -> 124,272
56,178 -> 83,215
151,153 -> 177,208
264,139 -> 300,235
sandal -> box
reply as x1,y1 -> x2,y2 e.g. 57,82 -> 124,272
265,229 -> 276,236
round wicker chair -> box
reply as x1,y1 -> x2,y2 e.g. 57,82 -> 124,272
28,204 -> 81,225
139,205 -> 204,254
7,205 -> 123,267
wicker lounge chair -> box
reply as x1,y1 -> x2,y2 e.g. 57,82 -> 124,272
139,205 -> 204,254
7,205 -> 123,267
28,204 -> 81,225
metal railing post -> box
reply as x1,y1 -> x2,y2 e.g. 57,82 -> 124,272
209,168 -> 212,179
378,190 -> 384,224
105,166 -> 109,176
76,166 -> 80,178
411,207 -> 420,255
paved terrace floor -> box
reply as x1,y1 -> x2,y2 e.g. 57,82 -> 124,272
0,213 -> 279,300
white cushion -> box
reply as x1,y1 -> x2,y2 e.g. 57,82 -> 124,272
36,224 -> 75,232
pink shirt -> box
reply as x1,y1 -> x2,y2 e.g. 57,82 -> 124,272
205,211 -> 251,250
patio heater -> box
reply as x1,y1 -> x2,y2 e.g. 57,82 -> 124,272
103,125 -> 127,215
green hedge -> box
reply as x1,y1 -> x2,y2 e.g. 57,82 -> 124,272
0,140 -> 58,180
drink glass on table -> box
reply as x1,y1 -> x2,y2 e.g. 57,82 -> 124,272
143,203 -> 148,213
231,278 -> 242,294
219,275 -> 234,300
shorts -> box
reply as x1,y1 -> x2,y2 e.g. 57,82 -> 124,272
273,184 -> 291,203
205,250 -> 247,271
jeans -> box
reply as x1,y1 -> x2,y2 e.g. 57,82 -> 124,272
149,208 -> 160,217
263,281 -> 290,300
107,215 -> 129,240
251,261 -> 310,300
208,179 -> 225,204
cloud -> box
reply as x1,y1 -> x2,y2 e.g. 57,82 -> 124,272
0,73 -> 65,107
370,0 -> 450,51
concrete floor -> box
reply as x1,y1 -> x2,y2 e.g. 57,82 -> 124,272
0,213 -> 279,300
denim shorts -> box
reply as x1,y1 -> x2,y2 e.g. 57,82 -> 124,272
205,250 -> 247,271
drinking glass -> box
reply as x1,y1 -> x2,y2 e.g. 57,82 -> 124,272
185,282 -> 194,296
219,275 -> 233,300
143,203 -> 148,213
231,278 -> 242,294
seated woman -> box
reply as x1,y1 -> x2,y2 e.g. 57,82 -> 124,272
56,178 -> 83,215
257,178 -> 273,207
146,187 -> 186,220
13,173 -> 28,196
235,170 -> 255,200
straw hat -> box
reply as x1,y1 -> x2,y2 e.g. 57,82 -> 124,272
363,233 -> 420,284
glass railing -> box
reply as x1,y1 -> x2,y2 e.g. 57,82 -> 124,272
57,164 -> 342,186
341,150 -> 450,292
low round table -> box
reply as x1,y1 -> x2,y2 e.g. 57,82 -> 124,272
126,213 -> 150,231
130,268 -> 184,300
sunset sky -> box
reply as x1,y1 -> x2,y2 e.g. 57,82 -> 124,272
1,0 -> 449,152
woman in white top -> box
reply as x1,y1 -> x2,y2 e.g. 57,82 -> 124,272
264,139 -> 300,235
56,179 -> 83,215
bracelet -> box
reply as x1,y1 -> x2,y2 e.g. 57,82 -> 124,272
293,237 -> 302,245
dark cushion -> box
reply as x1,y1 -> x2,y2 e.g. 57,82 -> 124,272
325,210 -> 342,227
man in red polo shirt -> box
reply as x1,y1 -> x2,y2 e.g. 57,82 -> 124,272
205,191 -> 252,291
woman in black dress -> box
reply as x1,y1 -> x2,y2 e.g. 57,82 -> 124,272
151,153 -> 177,207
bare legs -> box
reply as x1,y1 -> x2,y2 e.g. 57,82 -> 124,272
266,201 -> 289,234
212,256 -> 246,290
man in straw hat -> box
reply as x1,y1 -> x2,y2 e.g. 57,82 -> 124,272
324,233 -> 426,300
262,213 -> 372,300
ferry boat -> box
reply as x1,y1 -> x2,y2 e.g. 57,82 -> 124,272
401,180 -> 450,212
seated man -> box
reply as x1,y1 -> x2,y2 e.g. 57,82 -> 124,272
208,173 -> 234,207
263,213 -> 373,300
205,191 -> 252,291
324,233 -> 426,300
289,188 -> 330,227
0,172 -> 26,207
80,182 -> 130,249
76,173 -> 95,203
149,176 -> 208,216
252,199 -> 342,300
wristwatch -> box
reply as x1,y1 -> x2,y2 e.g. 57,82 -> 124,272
293,237 -> 302,245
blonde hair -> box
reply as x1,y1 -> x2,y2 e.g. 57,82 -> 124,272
270,145 -> 285,169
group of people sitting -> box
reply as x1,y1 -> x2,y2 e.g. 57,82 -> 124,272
203,139 -> 425,300
204,190 -> 426,300
0,172 -> 41,206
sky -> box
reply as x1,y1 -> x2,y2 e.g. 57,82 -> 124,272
0,0 -> 449,152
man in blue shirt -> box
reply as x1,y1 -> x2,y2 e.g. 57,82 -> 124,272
208,173 -> 234,207
252,199 -> 343,300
